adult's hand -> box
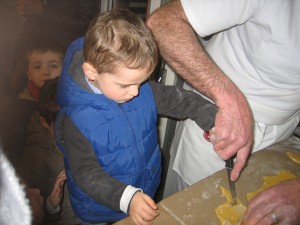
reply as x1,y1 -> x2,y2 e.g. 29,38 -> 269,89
147,0 -> 254,181
210,89 -> 254,181
243,178 -> 300,225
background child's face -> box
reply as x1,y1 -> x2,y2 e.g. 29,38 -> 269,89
27,51 -> 62,88
95,65 -> 150,103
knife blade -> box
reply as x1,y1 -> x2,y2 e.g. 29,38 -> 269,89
203,130 -> 237,204
225,157 -> 237,205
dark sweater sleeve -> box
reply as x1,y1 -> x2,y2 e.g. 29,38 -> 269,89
149,81 -> 217,131
62,117 -> 127,211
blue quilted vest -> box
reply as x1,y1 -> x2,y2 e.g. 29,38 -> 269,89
56,38 -> 161,223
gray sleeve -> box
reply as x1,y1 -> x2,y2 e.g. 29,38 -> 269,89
62,117 -> 127,211
150,81 -> 217,131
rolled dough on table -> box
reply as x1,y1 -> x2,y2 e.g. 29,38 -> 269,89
114,137 -> 300,225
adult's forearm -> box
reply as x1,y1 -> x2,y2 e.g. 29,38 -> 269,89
147,0 -> 240,106
147,0 -> 254,181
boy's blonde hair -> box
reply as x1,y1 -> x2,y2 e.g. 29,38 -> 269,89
83,9 -> 158,75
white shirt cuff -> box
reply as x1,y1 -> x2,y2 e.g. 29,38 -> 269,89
46,197 -> 61,214
120,185 -> 142,214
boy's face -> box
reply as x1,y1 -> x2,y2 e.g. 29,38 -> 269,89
87,64 -> 150,103
27,51 -> 63,88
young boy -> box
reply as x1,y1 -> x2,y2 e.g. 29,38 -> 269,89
24,171 -> 67,225
1,39 -> 64,167
18,78 -> 79,225
18,78 -> 63,197
55,9 -> 217,225
0,141 -> 67,225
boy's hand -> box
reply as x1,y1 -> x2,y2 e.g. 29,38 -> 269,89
48,170 -> 67,209
129,192 -> 159,225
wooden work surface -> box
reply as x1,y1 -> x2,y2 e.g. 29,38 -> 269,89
114,136 -> 300,225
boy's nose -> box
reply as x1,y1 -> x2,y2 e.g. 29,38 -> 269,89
42,66 -> 50,76
128,85 -> 139,97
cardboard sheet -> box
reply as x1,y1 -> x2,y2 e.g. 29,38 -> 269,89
114,137 -> 300,225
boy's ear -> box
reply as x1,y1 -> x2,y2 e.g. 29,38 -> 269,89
82,62 -> 97,81
27,71 -> 32,80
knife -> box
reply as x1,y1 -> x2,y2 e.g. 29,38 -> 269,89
225,157 -> 237,205
203,130 -> 238,205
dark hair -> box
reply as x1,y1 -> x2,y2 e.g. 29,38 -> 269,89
38,78 -> 59,124
24,38 -> 65,65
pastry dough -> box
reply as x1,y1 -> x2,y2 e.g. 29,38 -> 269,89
215,186 -> 246,225
247,170 -> 297,201
216,170 -> 297,225
287,152 -> 300,164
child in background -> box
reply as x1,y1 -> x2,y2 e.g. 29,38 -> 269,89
18,78 -> 63,197
18,78 -> 79,225
0,39 -> 64,167
25,170 -> 67,225
0,139 -> 66,225
55,9 -> 217,225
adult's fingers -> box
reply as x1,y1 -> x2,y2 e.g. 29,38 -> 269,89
243,186 -> 279,225
211,134 -> 251,181
230,146 -> 250,181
